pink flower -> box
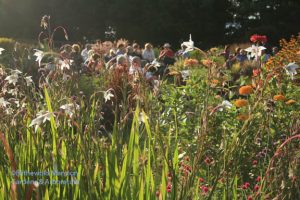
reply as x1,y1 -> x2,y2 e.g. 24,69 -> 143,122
254,184 -> 259,191
199,177 -> 204,183
255,176 -> 261,182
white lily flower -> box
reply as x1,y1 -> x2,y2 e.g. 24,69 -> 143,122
0,97 -> 10,108
25,76 -> 33,86
29,110 -> 54,132
60,103 -> 80,117
58,59 -> 71,70
5,74 -> 19,86
284,62 -> 299,80
244,45 -> 266,59
34,49 -> 44,66
182,34 -> 195,54
104,89 -> 114,102
10,69 -> 22,75
8,88 -> 18,96
0,47 -> 4,55
5,107 -> 14,115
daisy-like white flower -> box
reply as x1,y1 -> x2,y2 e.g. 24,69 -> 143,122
178,152 -> 186,159
25,76 -> 33,86
29,110 -> 54,132
0,97 -> 10,108
244,45 -> 266,59
33,49 -> 44,66
103,89 -> 114,102
5,74 -> 19,86
60,103 -> 80,118
284,62 -> 299,80
0,47 -> 5,55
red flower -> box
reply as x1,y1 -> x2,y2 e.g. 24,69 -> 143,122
205,157 -> 211,165
199,177 -> 204,183
254,184 -> 260,191
201,186 -> 209,194
255,176 -> 261,182
252,160 -> 258,166
242,182 -> 250,190
250,34 -> 267,43
167,182 -> 172,193
247,196 -> 253,200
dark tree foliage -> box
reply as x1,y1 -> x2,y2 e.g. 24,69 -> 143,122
0,0 -> 299,48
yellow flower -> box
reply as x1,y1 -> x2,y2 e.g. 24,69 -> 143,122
273,94 -> 286,101
234,99 -> 248,108
285,99 -> 296,105
239,85 -> 253,95
236,114 -> 249,121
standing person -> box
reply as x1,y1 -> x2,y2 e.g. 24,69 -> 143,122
81,44 -> 92,63
142,43 -> 155,63
70,44 -> 83,72
132,43 -> 143,59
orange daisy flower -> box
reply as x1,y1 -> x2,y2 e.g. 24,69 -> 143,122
239,85 -> 253,95
285,99 -> 296,105
273,94 -> 286,101
234,99 -> 248,108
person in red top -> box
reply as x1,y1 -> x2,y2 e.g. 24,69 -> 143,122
159,43 -> 175,65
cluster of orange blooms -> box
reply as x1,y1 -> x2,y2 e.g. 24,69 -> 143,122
266,33 -> 300,71
184,58 -> 199,67
201,59 -> 213,67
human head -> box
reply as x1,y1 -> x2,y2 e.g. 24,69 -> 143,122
145,43 -> 152,50
117,55 -> 128,66
163,43 -> 171,49
131,56 -> 141,67
72,44 -> 81,53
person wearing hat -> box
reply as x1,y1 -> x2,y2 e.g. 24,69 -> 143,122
159,43 -> 175,66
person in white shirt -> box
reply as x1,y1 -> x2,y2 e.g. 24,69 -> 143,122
142,43 -> 155,63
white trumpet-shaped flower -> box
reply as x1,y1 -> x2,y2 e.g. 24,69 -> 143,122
284,62 -> 299,80
25,76 -> 33,86
0,97 -> 10,108
8,88 -> 18,96
103,89 -> 114,102
0,47 -> 5,55
34,49 -> 44,66
182,34 -> 195,54
244,45 -> 266,59
29,110 -> 54,132
60,103 -> 80,117
5,74 -> 19,86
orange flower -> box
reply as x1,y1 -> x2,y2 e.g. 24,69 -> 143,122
239,85 -> 253,95
211,79 -> 219,85
273,94 -> 286,101
285,99 -> 296,105
184,59 -> 198,66
234,99 -> 248,107
201,59 -> 213,67
297,51 -> 300,55
236,114 -> 249,121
